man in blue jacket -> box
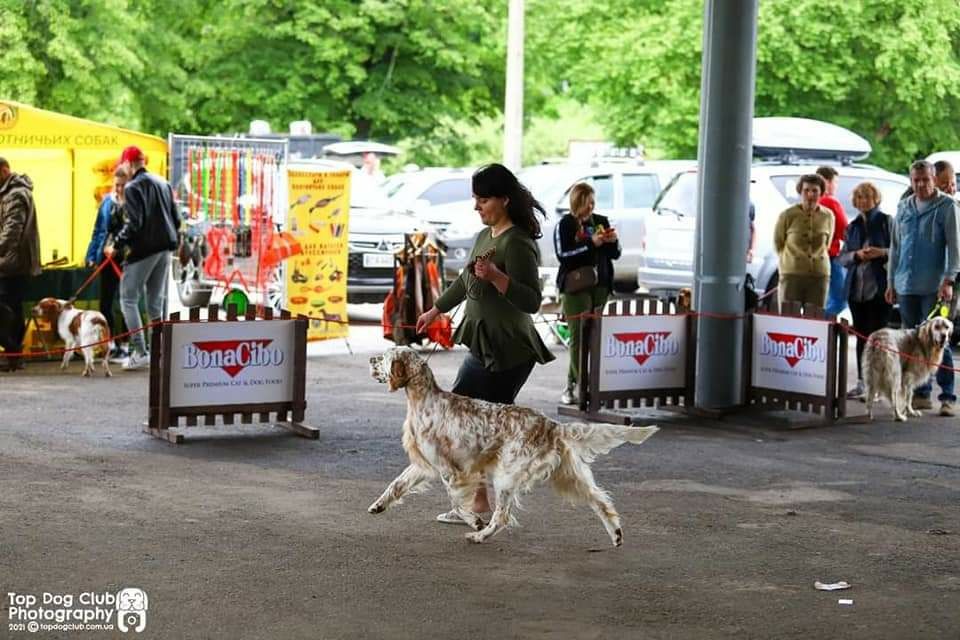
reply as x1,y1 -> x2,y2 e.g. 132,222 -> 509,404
104,146 -> 180,371
886,160 -> 960,416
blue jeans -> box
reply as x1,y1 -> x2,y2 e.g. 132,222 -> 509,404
120,251 -> 171,355
825,257 -> 847,317
898,293 -> 955,402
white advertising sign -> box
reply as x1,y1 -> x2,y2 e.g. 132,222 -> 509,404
598,315 -> 687,392
751,314 -> 830,396
168,320 -> 296,408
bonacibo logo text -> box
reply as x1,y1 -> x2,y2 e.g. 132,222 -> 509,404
183,340 -> 284,378
605,332 -> 680,365
760,332 -> 825,368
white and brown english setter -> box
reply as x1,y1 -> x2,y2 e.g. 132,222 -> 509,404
863,316 -> 953,422
368,347 -> 658,546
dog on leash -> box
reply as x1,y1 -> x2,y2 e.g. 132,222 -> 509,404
368,347 -> 659,546
863,316 -> 953,421
32,298 -> 113,377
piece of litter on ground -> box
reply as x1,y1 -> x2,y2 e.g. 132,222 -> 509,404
814,581 -> 851,591
838,599 -> 854,606
927,528 -> 950,535
785,510 -> 797,516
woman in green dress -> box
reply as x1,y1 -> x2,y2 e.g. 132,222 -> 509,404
416,163 -> 555,522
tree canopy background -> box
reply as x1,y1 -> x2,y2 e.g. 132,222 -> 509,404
1,0 -> 959,172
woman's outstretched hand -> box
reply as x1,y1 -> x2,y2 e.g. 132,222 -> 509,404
416,307 -> 441,334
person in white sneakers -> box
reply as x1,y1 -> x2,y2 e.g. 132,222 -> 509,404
104,146 -> 180,371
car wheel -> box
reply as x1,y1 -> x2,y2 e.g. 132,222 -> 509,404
264,264 -> 285,313
171,249 -> 212,308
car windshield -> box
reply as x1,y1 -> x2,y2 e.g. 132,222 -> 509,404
654,172 -> 699,216
381,174 -> 408,198
351,176 -> 393,210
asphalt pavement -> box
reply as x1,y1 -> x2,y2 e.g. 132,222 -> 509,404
0,330 -> 958,639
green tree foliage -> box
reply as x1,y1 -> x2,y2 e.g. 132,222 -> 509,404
1,0 -> 505,146
541,0 -> 960,170
3,0 -> 960,171
0,0 -> 142,127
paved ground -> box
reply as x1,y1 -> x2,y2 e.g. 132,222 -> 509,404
1,332 -> 958,639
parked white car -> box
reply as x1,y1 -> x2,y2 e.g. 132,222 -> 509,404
638,118 -> 910,305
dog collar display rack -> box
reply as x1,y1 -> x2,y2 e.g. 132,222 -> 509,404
146,303 -> 318,444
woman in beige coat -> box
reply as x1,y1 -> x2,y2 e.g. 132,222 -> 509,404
773,173 -> 835,312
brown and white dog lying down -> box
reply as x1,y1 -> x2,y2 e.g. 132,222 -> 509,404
863,316 -> 953,422
32,298 -> 113,377
368,347 -> 658,546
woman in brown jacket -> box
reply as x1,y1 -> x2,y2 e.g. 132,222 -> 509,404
773,173 -> 835,312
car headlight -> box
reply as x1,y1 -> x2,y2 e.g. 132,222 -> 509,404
453,247 -> 468,260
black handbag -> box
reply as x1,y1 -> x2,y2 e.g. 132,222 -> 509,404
564,265 -> 598,294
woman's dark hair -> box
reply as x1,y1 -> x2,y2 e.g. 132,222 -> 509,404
472,163 -> 545,238
796,173 -> 826,195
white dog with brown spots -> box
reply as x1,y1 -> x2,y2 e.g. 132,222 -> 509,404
368,347 -> 658,546
32,297 -> 113,377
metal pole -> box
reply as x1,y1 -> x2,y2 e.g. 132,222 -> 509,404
693,0 -> 758,409
503,0 -> 524,171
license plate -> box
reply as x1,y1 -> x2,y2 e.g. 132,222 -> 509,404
363,253 -> 393,268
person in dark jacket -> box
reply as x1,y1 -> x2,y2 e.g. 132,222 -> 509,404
416,163 -> 554,523
85,167 -> 128,360
839,181 -> 893,399
0,157 -> 41,371
554,182 -> 621,404
104,146 -> 180,370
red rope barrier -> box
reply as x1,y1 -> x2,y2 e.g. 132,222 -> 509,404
1,321 -> 162,360
7,305 -> 951,375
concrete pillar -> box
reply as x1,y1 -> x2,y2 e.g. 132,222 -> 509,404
693,0 -> 759,409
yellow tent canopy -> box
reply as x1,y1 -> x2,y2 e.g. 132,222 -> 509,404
0,100 -> 167,268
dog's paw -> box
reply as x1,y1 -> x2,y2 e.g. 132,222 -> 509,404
465,531 -> 486,544
367,502 -> 385,514
612,528 -> 623,547
895,413 -> 907,422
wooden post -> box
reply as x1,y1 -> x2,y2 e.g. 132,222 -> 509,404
837,320 -> 849,419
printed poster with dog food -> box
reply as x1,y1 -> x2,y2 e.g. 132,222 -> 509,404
285,169 -> 350,340
751,314 -> 830,396
598,315 -> 687,392
168,320 -> 295,408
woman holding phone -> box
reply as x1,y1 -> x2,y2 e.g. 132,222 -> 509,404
555,182 -> 620,404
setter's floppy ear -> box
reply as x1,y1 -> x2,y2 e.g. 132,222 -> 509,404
918,321 -> 933,348
387,356 -> 407,392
